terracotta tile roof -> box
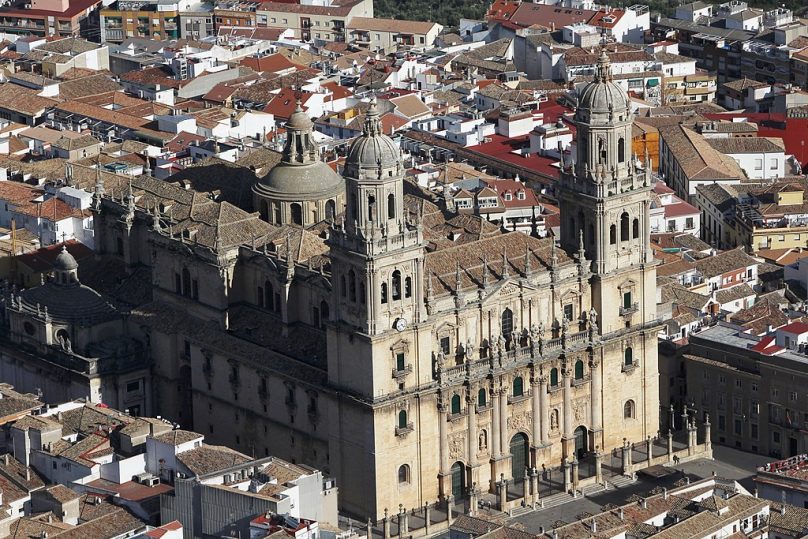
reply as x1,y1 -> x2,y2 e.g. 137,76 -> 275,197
347,16 -> 440,35
120,66 -> 181,89
152,429 -> 202,446
693,248 -> 757,278
0,83 -> 58,116
658,124 -> 747,181
13,197 -> 84,222
58,75 -> 124,100
240,53 -> 302,74
564,43 -> 652,67
176,444 -> 252,477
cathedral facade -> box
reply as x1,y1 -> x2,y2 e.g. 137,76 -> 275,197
38,50 -> 660,520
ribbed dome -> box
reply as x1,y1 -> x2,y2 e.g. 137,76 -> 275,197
345,98 -> 400,171
577,50 -> 630,114
53,246 -> 78,272
256,160 -> 344,198
19,283 -> 117,325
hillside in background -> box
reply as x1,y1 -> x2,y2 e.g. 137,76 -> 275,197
374,0 -> 808,30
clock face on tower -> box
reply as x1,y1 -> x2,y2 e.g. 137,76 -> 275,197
394,318 -> 408,332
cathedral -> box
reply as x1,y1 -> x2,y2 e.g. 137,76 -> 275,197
1,50 -> 659,519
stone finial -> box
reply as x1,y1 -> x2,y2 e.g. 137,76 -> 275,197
501,247 -> 509,279
524,245 -> 531,275
481,253 -> 489,288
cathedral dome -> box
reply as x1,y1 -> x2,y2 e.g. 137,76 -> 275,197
253,101 -> 344,200
345,98 -> 401,173
577,50 -> 631,115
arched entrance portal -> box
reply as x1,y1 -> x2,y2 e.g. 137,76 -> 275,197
450,461 -> 466,498
574,426 -> 588,460
510,433 -> 529,480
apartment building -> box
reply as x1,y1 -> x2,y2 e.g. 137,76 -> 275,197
0,0 -> 102,38
735,180 -> 808,252
100,0 -> 184,42
346,17 -> 442,53
664,73 -> 717,104
671,322 -> 808,458
256,0 -> 372,42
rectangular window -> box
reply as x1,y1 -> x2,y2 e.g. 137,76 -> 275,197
440,337 -> 450,355
770,158 -> 777,170
396,352 -> 405,371
751,423 -> 758,439
126,380 -> 140,393
790,391 -> 798,402
718,415 -> 726,431
754,159 -> 763,170
563,304 -> 574,321
623,291 -> 632,309
773,431 -> 781,443
734,419 -> 741,435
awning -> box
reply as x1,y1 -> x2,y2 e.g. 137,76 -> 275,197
647,79 -> 660,87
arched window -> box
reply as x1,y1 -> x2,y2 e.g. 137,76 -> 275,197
478,388 -> 487,407
588,223 -> 594,245
273,203 -> 281,224
598,138 -> 606,164
325,199 -> 336,220
340,276 -> 346,298
632,218 -> 639,239
290,203 -> 303,226
265,281 -> 274,311
182,267 -> 191,297
381,282 -> 388,304
350,193 -> 357,221
575,360 -> 584,380
398,410 -> 408,429
368,195 -> 376,221
451,394 -> 461,415
620,212 -> 629,241
320,300 -> 329,328
618,137 -> 625,163
359,282 -> 366,305
501,308 -> 514,343
550,367 -> 559,386
404,276 -> 412,298
398,464 -> 410,484
388,193 -> 396,219
624,347 -> 633,366
610,224 -> 616,245
512,376 -> 524,397
259,200 -> 269,221
392,271 -> 402,300
348,270 -> 356,302
624,400 -> 635,419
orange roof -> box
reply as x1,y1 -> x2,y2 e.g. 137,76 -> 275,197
13,197 -> 83,222
239,53 -> 301,74
263,88 -> 313,120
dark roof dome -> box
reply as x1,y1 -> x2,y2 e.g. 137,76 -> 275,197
53,245 -> 78,272
345,97 -> 401,172
577,50 -> 630,115
253,100 -> 344,200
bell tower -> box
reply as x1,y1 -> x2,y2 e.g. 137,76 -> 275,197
558,50 -> 652,276
328,97 -> 426,339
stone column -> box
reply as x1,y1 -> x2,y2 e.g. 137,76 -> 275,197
563,372 -> 573,438
400,506 -> 408,537
530,467 -> 539,505
499,387 -> 509,462
704,414 -> 712,452
468,486 -> 477,517
562,459 -> 571,493
467,398 -> 478,468
438,401 -> 450,497
531,377 -> 541,448
646,436 -> 653,466
667,430 -> 673,463
589,358 -> 601,432
681,404 -> 689,432
367,519 -> 373,539
595,449 -> 603,485
383,509 -> 390,539
491,391 -> 501,459
522,468 -> 529,501
622,440 -> 632,475
424,504 -> 431,535
669,404 -> 676,432
539,376 -> 549,445
498,477 -> 508,512
687,419 -> 696,456
571,458 -> 579,492
446,495 -> 455,525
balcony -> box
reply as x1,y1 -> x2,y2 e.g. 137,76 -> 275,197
395,423 -> 414,436
620,302 -> 639,316
391,364 -> 412,380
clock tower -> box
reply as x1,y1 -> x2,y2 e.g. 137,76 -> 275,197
327,99 -> 430,516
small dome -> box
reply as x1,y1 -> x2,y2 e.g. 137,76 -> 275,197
345,98 -> 401,171
577,50 -> 630,115
53,246 -> 78,272
19,279 -> 117,325
286,100 -> 313,132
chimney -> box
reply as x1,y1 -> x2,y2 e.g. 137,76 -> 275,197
149,422 -> 154,436
641,498 -> 647,509
3,454 -> 8,466
619,508 -> 624,520
663,487 -> 668,500
780,504 -> 786,515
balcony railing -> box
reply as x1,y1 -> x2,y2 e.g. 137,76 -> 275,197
395,423 -> 414,436
620,302 -> 639,316
391,364 -> 412,379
